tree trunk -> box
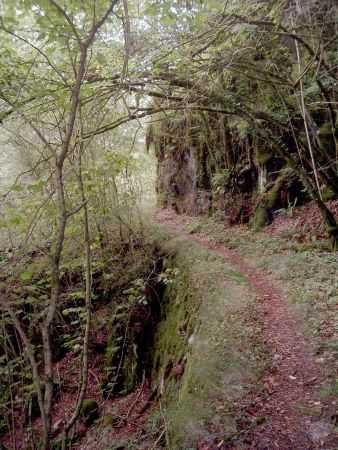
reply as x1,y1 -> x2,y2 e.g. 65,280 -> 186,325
62,157 -> 92,449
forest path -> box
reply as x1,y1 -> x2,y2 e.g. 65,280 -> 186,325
155,210 -> 336,450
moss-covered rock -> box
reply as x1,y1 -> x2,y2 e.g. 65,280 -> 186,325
80,399 -> 100,427
152,269 -> 197,387
150,105 -> 328,233
321,187 -> 335,201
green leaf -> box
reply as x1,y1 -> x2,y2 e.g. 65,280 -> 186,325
69,291 -> 85,299
62,306 -> 85,316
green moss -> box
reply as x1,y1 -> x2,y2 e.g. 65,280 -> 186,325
123,354 -> 138,392
212,169 -> 231,189
254,142 -> 270,166
267,177 -> 284,208
251,176 -> 285,230
226,268 -> 248,283
80,399 -> 100,427
187,220 -> 203,234
105,336 -> 120,363
152,272 -> 197,382
102,415 -> 120,426
251,203 -> 267,230
321,187 -> 335,201
99,373 -> 109,394
318,122 -> 334,137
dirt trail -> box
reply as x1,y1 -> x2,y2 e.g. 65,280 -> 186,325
156,210 -> 337,450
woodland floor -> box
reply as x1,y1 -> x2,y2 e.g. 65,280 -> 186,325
2,307 -> 153,450
155,208 -> 338,450
2,205 -> 337,450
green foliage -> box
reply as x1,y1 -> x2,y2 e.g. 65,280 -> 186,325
124,278 -> 148,305
212,170 -> 231,189
157,267 -> 180,285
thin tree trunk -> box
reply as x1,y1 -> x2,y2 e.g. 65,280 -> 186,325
41,165 -> 67,437
294,31 -> 323,201
41,30 -> 90,446
62,157 -> 92,449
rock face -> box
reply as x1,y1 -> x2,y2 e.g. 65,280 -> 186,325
157,146 -> 200,214
148,111 -> 308,226
150,116 -> 212,216
148,114 -> 213,215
